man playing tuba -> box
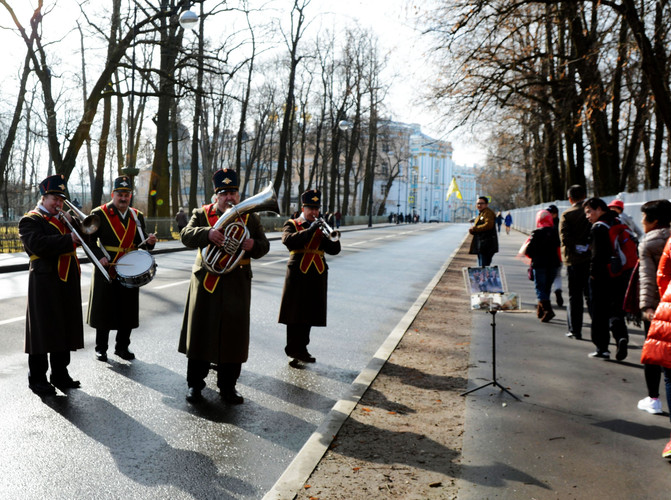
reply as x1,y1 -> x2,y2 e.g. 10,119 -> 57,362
278,189 -> 341,366
179,169 -> 270,404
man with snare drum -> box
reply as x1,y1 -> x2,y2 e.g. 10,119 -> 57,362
87,175 -> 156,362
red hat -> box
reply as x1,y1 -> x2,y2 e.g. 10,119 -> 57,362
608,199 -> 624,210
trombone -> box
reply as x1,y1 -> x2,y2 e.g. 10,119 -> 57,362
62,199 -> 101,234
316,217 -> 340,242
57,206 -> 112,283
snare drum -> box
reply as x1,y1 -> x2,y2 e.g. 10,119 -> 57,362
115,250 -> 156,288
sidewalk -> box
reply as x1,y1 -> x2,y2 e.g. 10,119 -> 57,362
458,229 -> 671,498
288,228 -> 671,499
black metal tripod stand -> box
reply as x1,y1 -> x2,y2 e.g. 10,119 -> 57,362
461,309 -> 520,400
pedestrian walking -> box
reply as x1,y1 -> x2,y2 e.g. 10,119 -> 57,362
524,209 -> 561,322
636,200 -> 671,415
583,197 -> 631,360
546,204 -> 564,307
608,199 -> 643,240
504,212 -> 513,234
640,218 -> 671,458
495,211 -> 503,233
560,185 -> 592,340
175,207 -> 188,232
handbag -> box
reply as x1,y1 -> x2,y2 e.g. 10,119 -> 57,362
527,265 -> 534,281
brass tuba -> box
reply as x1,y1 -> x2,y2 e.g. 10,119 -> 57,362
202,183 -> 279,275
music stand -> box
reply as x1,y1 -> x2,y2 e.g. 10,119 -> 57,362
461,307 -> 520,400
461,266 -> 520,400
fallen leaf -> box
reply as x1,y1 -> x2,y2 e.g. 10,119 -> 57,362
429,481 -> 442,488
362,407 -> 372,412
353,467 -> 360,471
387,411 -> 396,414
304,485 -> 311,489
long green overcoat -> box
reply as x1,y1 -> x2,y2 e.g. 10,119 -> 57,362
18,209 -> 84,354
86,202 -> 154,330
278,218 -> 341,326
178,207 -> 269,364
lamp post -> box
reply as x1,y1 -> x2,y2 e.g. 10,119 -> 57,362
337,119 -> 352,219
179,6 -> 202,212
423,175 -> 428,223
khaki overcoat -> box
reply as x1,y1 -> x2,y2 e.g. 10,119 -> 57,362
86,202 -> 154,330
278,218 -> 341,326
18,209 -> 84,354
178,206 -> 269,364
469,206 -> 499,255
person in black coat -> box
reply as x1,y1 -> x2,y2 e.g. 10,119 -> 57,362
87,176 -> 156,362
278,189 -> 341,366
525,209 -> 561,322
583,197 -> 630,361
18,175 -> 85,395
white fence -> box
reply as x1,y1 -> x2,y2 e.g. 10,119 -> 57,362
508,187 -> 671,234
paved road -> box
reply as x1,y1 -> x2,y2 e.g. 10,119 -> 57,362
0,223 -> 468,499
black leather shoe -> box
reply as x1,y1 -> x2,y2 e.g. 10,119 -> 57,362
114,348 -> 135,360
95,351 -> 108,362
221,388 -> 244,404
186,387 -> 203,403
50,375 -> 81,389
29,380 -> 56,396
295,351 -> 316,363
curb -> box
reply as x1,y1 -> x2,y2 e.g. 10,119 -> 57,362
262,231 -> 469,500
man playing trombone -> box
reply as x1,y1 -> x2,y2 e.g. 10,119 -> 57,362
87,175 -> 156,361
18,175 -> 85,395
179,169 -> 270,404
278,189 -> 341,366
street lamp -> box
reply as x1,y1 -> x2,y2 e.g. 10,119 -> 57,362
423,176 -> 428,223
179,5 -> 202,211
337,119 -> 352,218
179,9 -> 198,29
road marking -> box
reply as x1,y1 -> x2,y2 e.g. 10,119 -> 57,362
153,279 -> 190,290
0,316 -> 23,326
260,257 -> 289,266
1,301 -> 89,325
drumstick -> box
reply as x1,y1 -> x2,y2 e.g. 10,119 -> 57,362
137,236 -> 152,248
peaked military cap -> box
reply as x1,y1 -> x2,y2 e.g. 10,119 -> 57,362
38,174 -> 67,199
113,175 -> 132,192
212,169 -> 239,193
301,189 -> 321,208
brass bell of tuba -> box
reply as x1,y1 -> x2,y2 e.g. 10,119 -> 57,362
201,183 -> 279,275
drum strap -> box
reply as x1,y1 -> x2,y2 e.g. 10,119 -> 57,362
99,204 -> 138,278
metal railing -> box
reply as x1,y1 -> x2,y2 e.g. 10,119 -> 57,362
507,188 -> 671,234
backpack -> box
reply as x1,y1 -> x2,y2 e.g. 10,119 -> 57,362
594,220 -> 638,277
